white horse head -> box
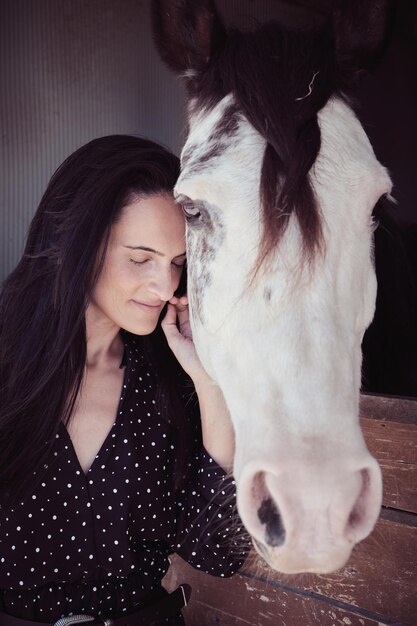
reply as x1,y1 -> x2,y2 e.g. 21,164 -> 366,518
153,0 -> 392,574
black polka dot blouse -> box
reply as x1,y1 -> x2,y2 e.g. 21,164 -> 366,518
0,332 -> 248,622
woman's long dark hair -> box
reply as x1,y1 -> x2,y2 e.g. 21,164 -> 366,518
0,135 -> 193,501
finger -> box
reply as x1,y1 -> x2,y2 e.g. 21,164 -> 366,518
161,303 -> 179,340
177,308 -> 193,341
169,295 -> 188,313
176,302 -> 190,328
178,295 -> 188,306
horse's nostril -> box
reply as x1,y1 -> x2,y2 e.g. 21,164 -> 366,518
258,497 -> 286,547
345,468 -> 374,540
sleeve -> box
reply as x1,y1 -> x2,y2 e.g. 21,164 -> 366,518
171,446 -> 251,577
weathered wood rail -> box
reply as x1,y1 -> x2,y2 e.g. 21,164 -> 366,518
164,394 -> 417,626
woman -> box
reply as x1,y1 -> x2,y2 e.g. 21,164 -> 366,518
0,135 -> 247,625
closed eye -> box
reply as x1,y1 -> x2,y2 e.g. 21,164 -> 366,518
130,258 -> 185,269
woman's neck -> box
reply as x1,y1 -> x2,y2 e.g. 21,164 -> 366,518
85,304 -> 124,368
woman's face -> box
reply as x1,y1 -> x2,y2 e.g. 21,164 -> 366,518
89,194 -> 186,335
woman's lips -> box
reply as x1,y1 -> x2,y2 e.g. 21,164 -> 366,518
131,299 -> 162,311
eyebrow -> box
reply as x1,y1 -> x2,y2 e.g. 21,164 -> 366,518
124,245 -> 186,259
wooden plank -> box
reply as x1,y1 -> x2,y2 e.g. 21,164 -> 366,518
164,554 -> 405,626
360,394 -> 417,424
379,458 -> 417,513
243,518 -> 417,625
380,507 -> 417,527
360,417 -> 417,513
164,518 -> 417,625
273,0 -> 333,17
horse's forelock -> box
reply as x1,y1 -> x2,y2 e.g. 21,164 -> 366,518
190,21 -> 340,268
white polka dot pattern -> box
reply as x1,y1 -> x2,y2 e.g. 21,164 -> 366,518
0,332 -> 249,621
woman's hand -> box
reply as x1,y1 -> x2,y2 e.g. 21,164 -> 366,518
161,295 -> 210,385
161,295 -> 235,473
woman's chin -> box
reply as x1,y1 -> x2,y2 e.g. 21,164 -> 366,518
125,319 -> 159,336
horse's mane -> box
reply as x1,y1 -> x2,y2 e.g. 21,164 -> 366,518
192,21 -> 341,267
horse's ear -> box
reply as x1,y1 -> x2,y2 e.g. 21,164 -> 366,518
151,0 -> 224,79
332,0 -> 395,77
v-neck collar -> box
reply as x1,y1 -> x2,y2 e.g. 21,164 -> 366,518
60,335 -> 131,477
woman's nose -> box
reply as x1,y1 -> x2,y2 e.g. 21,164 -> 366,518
149,266 -> 176,301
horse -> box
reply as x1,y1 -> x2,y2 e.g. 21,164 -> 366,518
152,0 -> 393,574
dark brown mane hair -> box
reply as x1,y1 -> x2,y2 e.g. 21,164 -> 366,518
189,21 -> 342,268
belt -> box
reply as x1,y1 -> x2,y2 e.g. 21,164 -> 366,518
0,584 -> 191,626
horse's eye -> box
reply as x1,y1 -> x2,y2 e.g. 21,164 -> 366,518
176,194 -> 201,220
182,202 -> 201,219
371,192 -> 396,232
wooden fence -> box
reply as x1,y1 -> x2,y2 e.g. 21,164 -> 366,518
164,394 -> 417,626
